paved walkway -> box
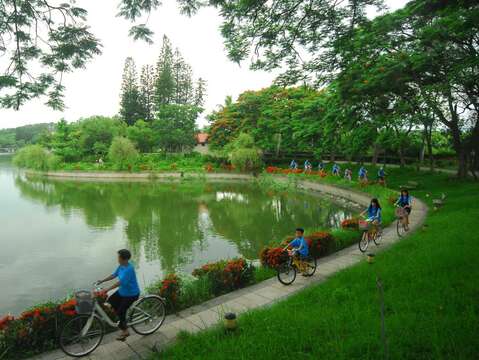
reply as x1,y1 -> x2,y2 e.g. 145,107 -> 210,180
31,183 -> 428,360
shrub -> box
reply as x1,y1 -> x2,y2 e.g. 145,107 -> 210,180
259,247 -> 289,268
108,136 -> 138,170
230,148 -> 263,172
341,218 -> 359,230
147,274 -> 181,311
12,145 -> 55,171
229,133 -> 263,172
192,258 -> 254,296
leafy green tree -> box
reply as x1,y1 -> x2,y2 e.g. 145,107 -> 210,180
12,144 -> 59,170
49,120 -> 82,162
78,116 -> 125,157
153,104 -> 199,152
229,133 -> 263,172
108,136 -> 138,170
127,120 -> 155,153
120,57 -> 145,125
0,1 -> 101,110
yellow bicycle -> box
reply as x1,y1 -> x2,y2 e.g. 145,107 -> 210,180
277,250 -> 317,285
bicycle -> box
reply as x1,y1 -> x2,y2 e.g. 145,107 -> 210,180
358,219 -> 382,253
395,206 -> 409,237
277,249 -> 317,285
59,283 -> 166,358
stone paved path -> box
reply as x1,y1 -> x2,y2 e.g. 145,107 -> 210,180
31,184 -> 428,360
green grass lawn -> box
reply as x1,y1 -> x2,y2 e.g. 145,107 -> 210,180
151,168 -> 479,359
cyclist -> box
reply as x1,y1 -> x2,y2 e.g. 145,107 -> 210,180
287,228 -> 309,258
377,167 -> 386,184
359,166 -> 368,183
332,163 -> 340,176
318,161 -> 325,171
97,249 -> 140,341
395,189 -> 412,231
361,198 -> 382,226
304,159 -> 312,173
344,168 -> 352,181
290,159 -> 298,170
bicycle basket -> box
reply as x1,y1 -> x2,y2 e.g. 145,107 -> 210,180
395,207 -> 407,218
75,290 -> 94,314
358,220 -> 369,230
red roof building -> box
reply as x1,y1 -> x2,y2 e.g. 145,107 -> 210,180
196,133 -> 209,145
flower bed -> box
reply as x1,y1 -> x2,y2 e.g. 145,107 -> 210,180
192,258 -> 254,296
341,218 -> 359,230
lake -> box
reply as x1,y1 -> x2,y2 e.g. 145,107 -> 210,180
0,155 -> 354,315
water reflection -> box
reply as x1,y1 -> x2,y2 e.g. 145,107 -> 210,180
15,176 -> 354,264
4,172 -> 354,314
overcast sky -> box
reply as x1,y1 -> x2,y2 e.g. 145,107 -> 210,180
0,0 -> 407,130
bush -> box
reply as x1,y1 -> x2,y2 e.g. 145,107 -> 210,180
229,133 -> 263,172
341,218 -> 359,230
192,258 -> 254,296
108,137 -> 138,170
13,145 -> 56,171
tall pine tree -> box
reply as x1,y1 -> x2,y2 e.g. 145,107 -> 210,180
120,57 -> 145,125
194,78 -> 207,108
140,64 -> 156,122
154,36 -> 175,108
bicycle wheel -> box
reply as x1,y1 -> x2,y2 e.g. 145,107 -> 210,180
396,219 -> 406,237
59,314 -> 104,358
373,228 -> 382,246
277,262 -> 296,285
359,231 -> 369,252
302,256 -> 317,277
129,295 -> 166,335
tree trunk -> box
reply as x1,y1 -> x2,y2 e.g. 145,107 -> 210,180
425,126 -> 434,172
398,148 -> 406,168
372,144 -> 380,166
450,123 -> 468,178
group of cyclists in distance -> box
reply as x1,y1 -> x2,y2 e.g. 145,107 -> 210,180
289,159 -> 387,185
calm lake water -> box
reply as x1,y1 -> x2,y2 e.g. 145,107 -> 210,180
0,155 -> 354,315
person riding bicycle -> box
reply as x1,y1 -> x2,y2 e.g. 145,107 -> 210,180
304,159 -> 312,172
359,166 -> 368,182
290,159 -> 298,170
377,167 -> 386,184
332,163 -> 340,176
361,198 -> 382,226
344,168 -> 352,181
287,228 -> 309,258
318,161 -> 325,171
97,249 -> 140,341
395,189 -> 412,231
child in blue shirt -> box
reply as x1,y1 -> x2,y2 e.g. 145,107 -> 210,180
304,160 -> 312,172
97,249 -> 140,341
361,198 -> 382,225
332,163 -> 340,176
395,189 -> 412,230
359,166 -> 368,182
287,228 -> 309,258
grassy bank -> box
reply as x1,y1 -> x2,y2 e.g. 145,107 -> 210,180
153,168 -> 479,359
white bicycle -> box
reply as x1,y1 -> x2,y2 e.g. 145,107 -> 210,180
59,283 -> 166,357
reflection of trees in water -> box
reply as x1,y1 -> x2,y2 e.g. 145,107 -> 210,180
207,188 -> 352,258
14,177 -> 352,270
15,176 -> 205,271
